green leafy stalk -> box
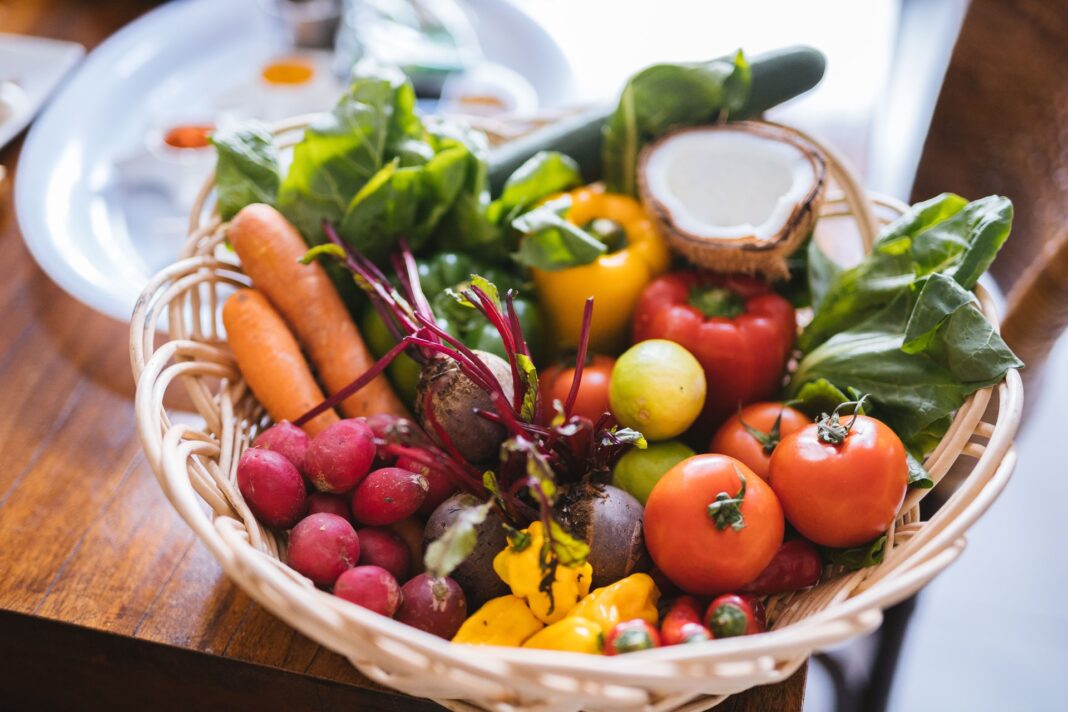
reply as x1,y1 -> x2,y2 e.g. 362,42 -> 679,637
822,535 -> 887,571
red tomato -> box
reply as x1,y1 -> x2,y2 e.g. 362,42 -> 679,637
643,454 -> 784,595
710,403 -> 811,480
539,355 -> 615,424
769,414 -> 908,548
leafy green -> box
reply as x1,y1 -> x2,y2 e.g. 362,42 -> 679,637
277,69 -> 421,246
512,196 -> 607,270
906,451 -> 933,489
486,151 -> 583,225
423,501 -> 492,579
516,353 -> 539,423
822,535 -> 887,571
602,51 -> 752,195
801,194 -> 1013,352
790,194 -> 1021,455
210,122 -> 281,220
791,378 -> 856,420
807,236 -> 843,312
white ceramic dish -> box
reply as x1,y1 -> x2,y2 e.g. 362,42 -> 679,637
16,0 -> 572,323
0,33 -> 84,150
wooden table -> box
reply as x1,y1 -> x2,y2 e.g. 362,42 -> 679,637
0,2 -> 805,710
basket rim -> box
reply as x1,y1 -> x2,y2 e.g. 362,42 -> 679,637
130,115 -> 1024,710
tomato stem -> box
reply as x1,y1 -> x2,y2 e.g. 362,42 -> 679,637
706,466 -> 747,531
738,405 -> 786,455
816,395 -> 870,444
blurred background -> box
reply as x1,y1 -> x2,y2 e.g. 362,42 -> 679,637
2,1 -> 1065,710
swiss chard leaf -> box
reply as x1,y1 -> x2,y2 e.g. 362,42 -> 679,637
512,197 -> 607,271
210,122 -> 281,220
906,451 -> 933,489
807,236 -> 843,312
602,51 -> 751,196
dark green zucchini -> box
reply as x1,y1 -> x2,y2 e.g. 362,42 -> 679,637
487,45 -> 826,194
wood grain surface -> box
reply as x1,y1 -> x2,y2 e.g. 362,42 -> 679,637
0,1 -> 805,710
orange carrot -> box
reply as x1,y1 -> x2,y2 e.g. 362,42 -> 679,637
222,288 -> 339,437
228,204 -> 409,420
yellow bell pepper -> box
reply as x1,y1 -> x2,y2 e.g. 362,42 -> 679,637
522,616 -> 604,654
452,595 -> 545,646
532,187 -> 671,354
567,573 -> 660,631
492,521 -> 593,624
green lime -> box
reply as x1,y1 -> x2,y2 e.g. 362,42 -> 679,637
609,339 -> 706,440
612,440 -> 695,504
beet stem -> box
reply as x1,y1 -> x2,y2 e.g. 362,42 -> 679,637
563,297 -> 595,418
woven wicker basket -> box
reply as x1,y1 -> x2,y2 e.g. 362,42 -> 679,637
130,116 -> 1023,712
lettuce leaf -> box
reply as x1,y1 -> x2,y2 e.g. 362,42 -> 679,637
210,122 -> 280,220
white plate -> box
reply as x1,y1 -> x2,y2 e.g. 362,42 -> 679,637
0,33 -> 84,150
16,0 -> 572,323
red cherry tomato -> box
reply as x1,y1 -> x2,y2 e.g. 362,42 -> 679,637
769,413 -> 908,548
539,354 -> 615,423
644,454 -> 784,595
660,595 -> 711,645
710,403 -> 811,480
605,619 -> 661,654
705,594 -> 765,638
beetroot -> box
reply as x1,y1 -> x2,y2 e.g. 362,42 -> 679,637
395,573 -> 466,638
236,448 -> 308,529
423,493 -> 509,607
397,454 -> 458,516
554,482 -> 650,589
334,565 -> 402,617
351,467 -> 428,526
287,513 -> 360,586
307,493 -> 353,523
355,527 -> 411,582
253,421 -> 309,471
303,419 -> 376,493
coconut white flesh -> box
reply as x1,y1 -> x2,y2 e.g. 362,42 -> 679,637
644,129 -> 817,242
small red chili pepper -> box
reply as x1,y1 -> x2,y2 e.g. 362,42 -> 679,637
660,596 -> 711,645
605,619 -> 661,655
739,539 -> 823,595
705,594 -> 765,638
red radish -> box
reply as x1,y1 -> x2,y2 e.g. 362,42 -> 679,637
388,516 -> 426,576
334,565 -> 402,617
303,419 -> 376,493
397,455 -> 457,516
287,513 -> 360,586
307,493 -> 353,523
395,574 -> 466,638
253,421 -> 309,470
351,467 -> 428,526
355,527 -> 411,582
236,448 -> 307,529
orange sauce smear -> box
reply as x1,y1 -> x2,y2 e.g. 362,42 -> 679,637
163,124 -> 214,149
262,58 -> 315,86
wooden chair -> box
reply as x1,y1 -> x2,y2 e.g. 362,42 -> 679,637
819,1 -> 1068,710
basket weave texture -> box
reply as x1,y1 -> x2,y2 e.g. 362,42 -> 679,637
130,118 -> 1023,712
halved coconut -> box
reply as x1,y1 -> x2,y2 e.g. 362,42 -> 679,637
638,121 -> 827,280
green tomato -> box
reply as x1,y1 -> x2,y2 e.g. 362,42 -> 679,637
612,440 -> 695,505
609,339 -> 706,440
